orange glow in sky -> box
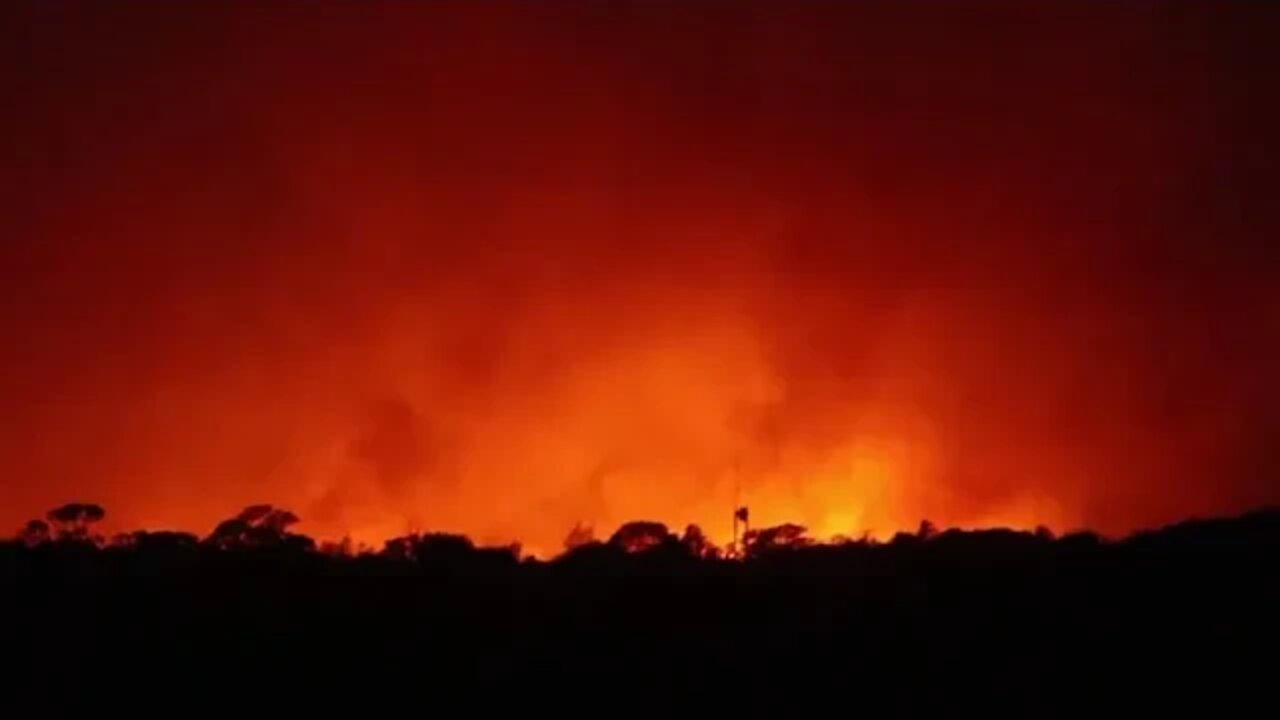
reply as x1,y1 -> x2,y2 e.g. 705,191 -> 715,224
2,3 -> 1278,555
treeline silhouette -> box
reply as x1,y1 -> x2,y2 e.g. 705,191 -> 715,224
5,502 -> 1278,709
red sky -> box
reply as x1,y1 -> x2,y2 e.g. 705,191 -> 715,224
3,1 -> 1279,554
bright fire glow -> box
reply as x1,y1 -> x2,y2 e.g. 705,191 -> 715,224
2,3 -> 1278,554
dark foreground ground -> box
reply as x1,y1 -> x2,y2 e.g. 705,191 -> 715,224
3,509 -> 1278,711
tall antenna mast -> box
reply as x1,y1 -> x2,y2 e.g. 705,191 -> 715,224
732,458 -> 742,558
734,505 -> 749,559
731,458 -> 749,558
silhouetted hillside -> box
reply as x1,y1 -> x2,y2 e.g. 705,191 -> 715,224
4,504 -> 1278,710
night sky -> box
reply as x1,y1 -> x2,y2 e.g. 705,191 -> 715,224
3,1 -> 1278,554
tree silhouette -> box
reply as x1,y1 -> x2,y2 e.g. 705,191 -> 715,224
129,530 -> 199,552
383,534 -> 417,560
207,505 -> 313,551
744,523 -> 810,558
320,537 -> 356,557
917,519 -> 938,540
563,522 -> 596,552
45,503 -> 106,543
681,524 -> 719,559
18,519 -> 50,547
386,532 -> 480,569
608,521 -> 674,553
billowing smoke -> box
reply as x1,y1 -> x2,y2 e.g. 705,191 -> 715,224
2,2 -> 1278,554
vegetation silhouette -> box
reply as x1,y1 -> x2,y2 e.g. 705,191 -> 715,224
4,502 -> 1278,707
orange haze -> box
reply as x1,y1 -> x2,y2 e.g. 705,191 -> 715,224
3,2 -> 1279,555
